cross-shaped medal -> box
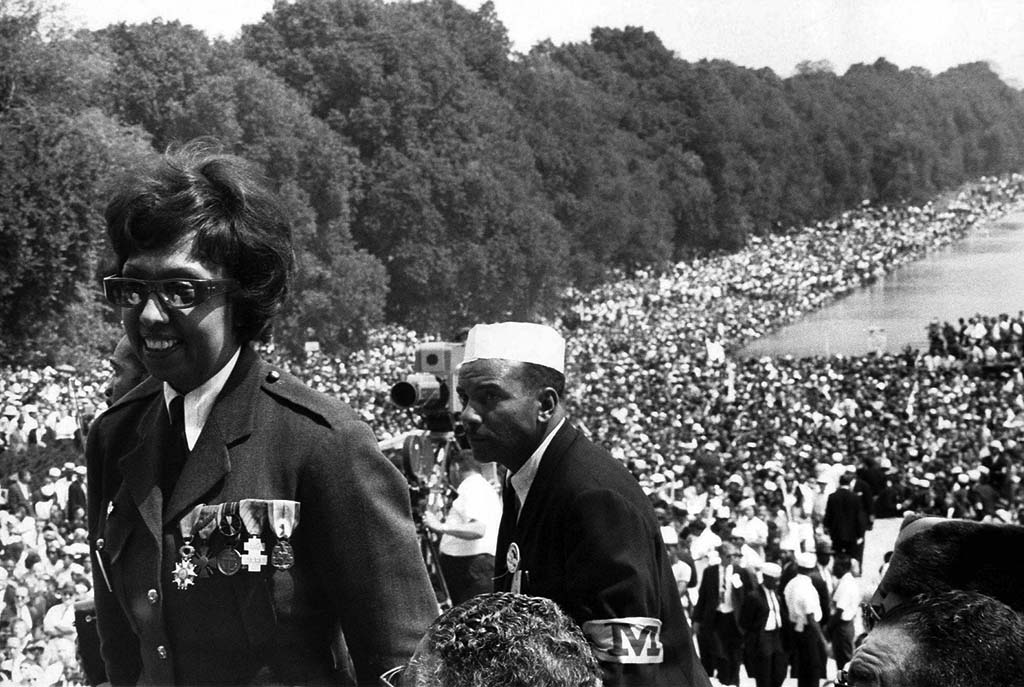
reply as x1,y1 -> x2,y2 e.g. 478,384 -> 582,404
241,538 -> 268,572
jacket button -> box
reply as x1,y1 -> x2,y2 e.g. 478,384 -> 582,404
95,538 -> 104,550
147,589 -> 159,604
157,645 -> 168,660
266,370 -> 280,383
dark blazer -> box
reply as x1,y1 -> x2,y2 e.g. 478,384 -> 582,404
87,346 -> 437,686
740,585 -> 786,659
693,563 -> 753,628
66,479 -> 87,519
494,422 -> 709,687
823,488 -> 867,543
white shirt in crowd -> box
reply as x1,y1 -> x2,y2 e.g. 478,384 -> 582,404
784,574 -> 822,632
438,472 -> 500,558
832,571 -> 861,622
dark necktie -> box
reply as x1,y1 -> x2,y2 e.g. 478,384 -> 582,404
159,396 -> 188,498
502,479 -> 519,521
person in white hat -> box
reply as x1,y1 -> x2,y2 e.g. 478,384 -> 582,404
740,562 -> 788,687
457,322 -> 709,687
784,552 -> 827,687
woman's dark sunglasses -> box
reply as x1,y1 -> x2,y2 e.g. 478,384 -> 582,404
103,277 -> 238,310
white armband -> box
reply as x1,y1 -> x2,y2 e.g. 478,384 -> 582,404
582,616 -> 664,664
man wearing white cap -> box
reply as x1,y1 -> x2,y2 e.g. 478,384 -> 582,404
784,552 -> 827,687
457,322 -> 709,687
740,562 -> 788,687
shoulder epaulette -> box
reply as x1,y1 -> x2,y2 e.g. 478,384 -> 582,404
259,366 -> 357,429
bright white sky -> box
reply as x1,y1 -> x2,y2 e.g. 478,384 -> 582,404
61,0 -> 1024,86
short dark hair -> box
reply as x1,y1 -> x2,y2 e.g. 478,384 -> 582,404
105,141 -> 294,342
888,590 -> 1024,687
407,592 -> 600,687
517,362 -> 566,399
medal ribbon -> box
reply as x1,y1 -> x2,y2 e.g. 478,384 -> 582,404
178,504 -> 206,545
195,505 -> 221,541
238,499 -> 268,536
269,500 -> 300,539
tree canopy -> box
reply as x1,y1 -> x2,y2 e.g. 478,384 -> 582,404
3,0 -> 1024,363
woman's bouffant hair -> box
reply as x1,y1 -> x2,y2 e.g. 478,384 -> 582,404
104,140 -> 294,343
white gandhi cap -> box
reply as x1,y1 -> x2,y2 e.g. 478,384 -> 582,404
461,322 -> 565,374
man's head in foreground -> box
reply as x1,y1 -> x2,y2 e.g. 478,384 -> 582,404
843,589 -> 1024,687
402,592 -> 601,687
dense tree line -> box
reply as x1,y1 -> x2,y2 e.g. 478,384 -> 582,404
3,0 -> 1024,363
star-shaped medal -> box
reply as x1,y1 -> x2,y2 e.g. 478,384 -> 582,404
173,559 -> 198,590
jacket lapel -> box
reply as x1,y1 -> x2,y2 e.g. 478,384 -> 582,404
163,348 -> 261,525
118,380 -> 167,544
495,421 -> 578,585
515,421 -> 578,536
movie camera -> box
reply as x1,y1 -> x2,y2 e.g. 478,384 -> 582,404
386,341 -> 468,607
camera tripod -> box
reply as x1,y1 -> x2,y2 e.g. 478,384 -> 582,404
401,430 -> 462,610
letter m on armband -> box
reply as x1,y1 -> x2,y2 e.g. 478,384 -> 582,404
582,617 -> 664,664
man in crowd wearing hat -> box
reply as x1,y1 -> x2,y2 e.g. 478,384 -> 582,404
66,465 -> 87,523
784,552 -> 827,687
32,468 -> 60,522
457,321 -> 709,687
740,562 -> 788,687
693,541 -> 756,686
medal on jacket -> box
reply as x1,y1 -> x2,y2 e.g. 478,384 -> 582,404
507,542 -> 523,593
193,505 -> 220,578
237,500 -> 270,573
241,537 -> 268,572
269,500 -> 300,570
216,502 -> 242,576
174,505 -> 204,590
173,558 -> 197,590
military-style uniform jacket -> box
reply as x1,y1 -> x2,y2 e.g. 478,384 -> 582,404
86,346 -> 438,685
494,422 -> 710,687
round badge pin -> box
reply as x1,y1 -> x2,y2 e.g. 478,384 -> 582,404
506,542 -> 520,574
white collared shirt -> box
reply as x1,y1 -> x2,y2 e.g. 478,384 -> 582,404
509,418 -> 566,518
163,347 -> 241,450
832,571 -> 861,622
784,573 -> 822,632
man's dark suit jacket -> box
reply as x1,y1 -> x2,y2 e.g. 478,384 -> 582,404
494,421 -> 709,687
739,585 -> 786,669
692,563 -> 752,628
87,346 -> 437,686
823,487 -> 867,544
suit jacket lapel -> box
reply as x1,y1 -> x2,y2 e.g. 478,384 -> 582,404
495,421 -> 578,584
163,348 -> 261,525
515,421 -> 577,534
118,380 -> 167,544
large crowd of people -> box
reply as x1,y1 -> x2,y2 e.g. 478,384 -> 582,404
0,172 -> 1022,683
